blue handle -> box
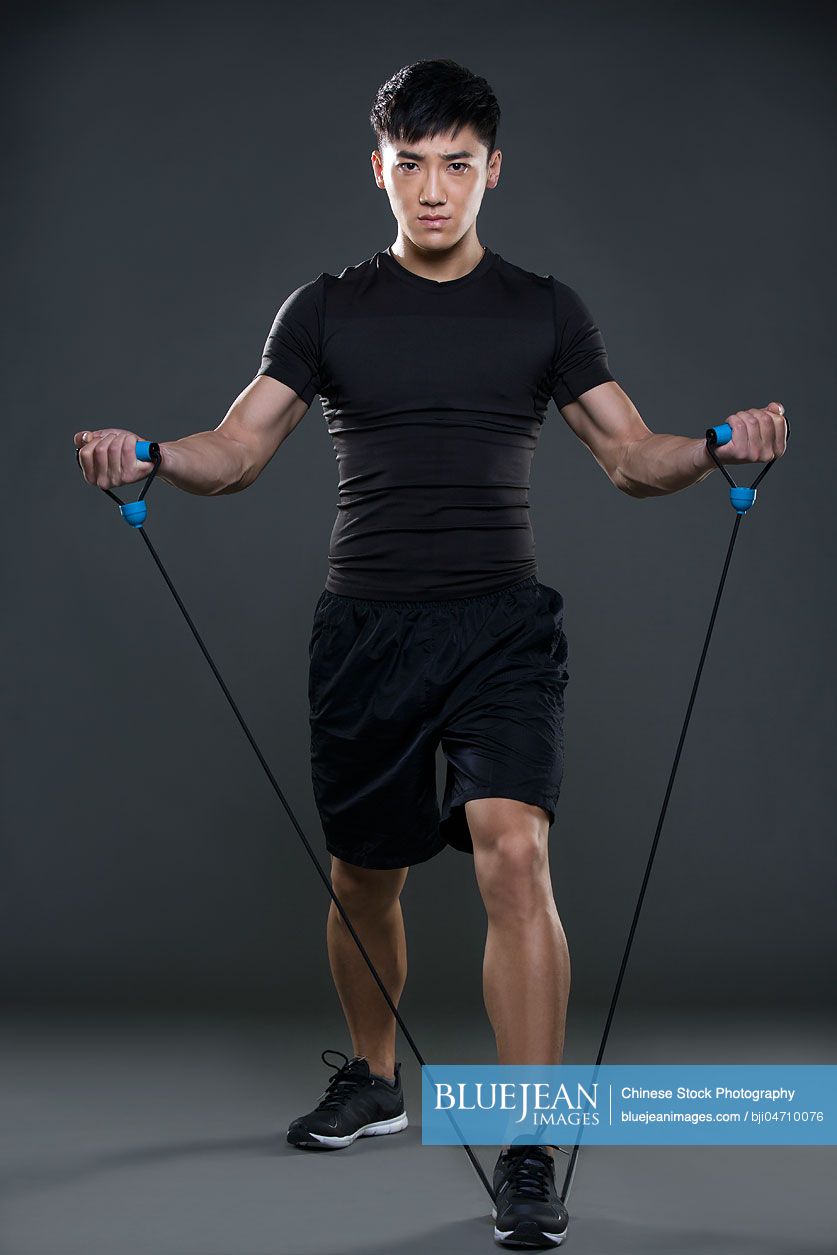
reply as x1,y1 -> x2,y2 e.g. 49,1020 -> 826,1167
729,486 -> 756,514
705,423 -> 758,513
705,414 -> 787,514
114,440 -> 158,526
120,500 -> 148,527
707,423 -> 733,447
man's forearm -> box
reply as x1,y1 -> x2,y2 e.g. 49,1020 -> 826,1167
616,433 -> 716,498
156,430 -> 252,496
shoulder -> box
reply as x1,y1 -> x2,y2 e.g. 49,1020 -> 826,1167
548,275 -> 590,304
279,253 -> 381,313
491,251 -> 554,294
332,252 -> 379,282
490,253 -> 598,328
494,254 -> 591,306
263,275 -> 325,339
546,276 -> 601,332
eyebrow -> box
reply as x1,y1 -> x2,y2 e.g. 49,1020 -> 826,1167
394,149 -> 475,160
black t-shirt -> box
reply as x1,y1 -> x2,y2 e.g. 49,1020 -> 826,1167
257,245 -> 614,600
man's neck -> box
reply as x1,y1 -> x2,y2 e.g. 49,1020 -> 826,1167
387,233 -> 486,283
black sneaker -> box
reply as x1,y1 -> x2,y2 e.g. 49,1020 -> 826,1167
286,1049 -> 408,1151
491,1144 -> 569,1248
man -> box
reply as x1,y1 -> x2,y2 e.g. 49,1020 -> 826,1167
74,57 -> 786,1253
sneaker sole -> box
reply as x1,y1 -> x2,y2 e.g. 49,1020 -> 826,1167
287,1111 -> 408,1150
491,1207 -> 566,1248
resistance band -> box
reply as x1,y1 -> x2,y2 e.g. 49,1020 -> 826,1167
559,416 -> 789,1203
75,416 -> 787,1212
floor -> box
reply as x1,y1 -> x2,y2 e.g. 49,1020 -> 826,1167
1,1005 -> 835,1255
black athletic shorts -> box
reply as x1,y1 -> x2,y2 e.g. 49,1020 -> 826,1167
308,574 -> 569,870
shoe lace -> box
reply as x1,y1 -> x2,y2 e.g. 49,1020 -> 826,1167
503,1147 -> 557,1202
316,1048 -> 369,1111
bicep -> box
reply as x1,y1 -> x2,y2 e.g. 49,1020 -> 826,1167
216,374 -> 311,487
558,379 -> 651,485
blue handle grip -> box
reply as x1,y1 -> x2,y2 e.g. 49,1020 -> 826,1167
707,423 -> 733,447
705,423 -> 759,513
135,440 -> 158,462
120,500 -> 148,527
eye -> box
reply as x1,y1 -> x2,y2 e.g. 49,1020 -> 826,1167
395,162 -> 470,172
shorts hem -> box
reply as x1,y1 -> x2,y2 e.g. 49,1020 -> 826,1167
442,788 -> 560,827
324,832 -> 448,870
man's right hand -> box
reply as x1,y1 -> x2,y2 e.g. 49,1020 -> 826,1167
74,428 -> 157,490
72,374 -> 311,498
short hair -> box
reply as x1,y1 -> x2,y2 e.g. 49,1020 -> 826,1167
370,58 -> 501,162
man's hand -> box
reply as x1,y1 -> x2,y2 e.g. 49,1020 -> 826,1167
74,428 -> 155,490
708,402 -> 788,465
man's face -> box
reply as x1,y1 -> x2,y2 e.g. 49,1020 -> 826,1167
371,123 -> 501,250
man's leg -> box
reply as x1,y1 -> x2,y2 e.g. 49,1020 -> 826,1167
466,797 -> 570,1159
326,855 -> 410,1081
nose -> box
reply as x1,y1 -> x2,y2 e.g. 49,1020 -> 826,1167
420,171 -> 446,207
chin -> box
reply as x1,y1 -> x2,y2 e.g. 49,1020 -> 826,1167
412,230 -> 457,247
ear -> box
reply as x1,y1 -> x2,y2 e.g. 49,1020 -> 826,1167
487,149 -> 502,188
371,150 -> 385,188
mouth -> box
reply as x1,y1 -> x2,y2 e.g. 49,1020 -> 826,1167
418,215 -> 450,225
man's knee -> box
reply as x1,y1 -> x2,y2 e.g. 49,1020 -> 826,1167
467,799 -> 552,916
330,855 -> 408,914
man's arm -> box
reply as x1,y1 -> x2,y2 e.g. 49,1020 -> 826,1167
158,375 -> 310,496
559,381 -> 786,498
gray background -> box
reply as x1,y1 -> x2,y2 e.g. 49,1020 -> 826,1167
2,3 -> 836,1251
4,0 -> 834,1013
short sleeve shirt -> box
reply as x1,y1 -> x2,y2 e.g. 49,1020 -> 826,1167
258,245 -> 614,599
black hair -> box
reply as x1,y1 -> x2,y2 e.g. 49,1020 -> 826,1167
370,59 -> 500,162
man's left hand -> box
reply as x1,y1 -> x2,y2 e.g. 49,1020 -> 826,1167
711,401 -> 788,464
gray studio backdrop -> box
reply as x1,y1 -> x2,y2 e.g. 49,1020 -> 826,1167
3,1 -> 835,1019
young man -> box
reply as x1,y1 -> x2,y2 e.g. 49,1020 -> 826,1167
74,57 -> 786,1253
